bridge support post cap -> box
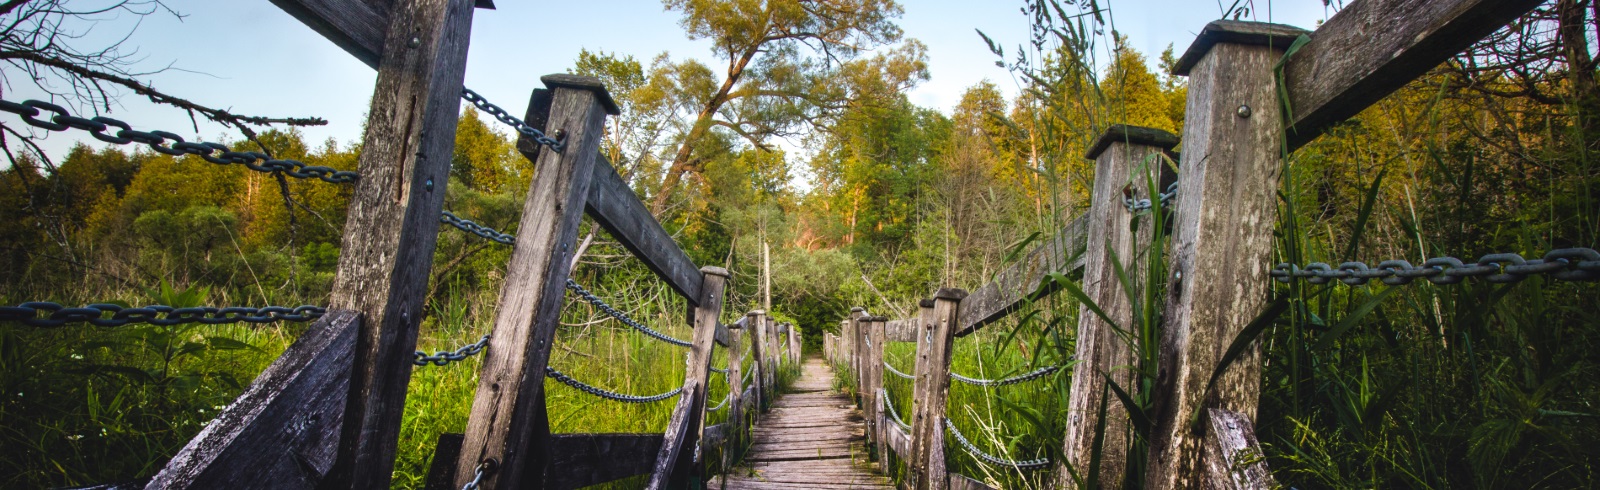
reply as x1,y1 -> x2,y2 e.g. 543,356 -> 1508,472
918,299 -> 936,309
850,307 -> 866,313
700,266 -> 731,278
1085,124 -> 1180,160
747,310 -> 766,317
540,74 -> 621,115
1172,20 -> 1309,76
933,288 -> 969,301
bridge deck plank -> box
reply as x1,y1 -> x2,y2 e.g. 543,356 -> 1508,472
712,358 -> 894,489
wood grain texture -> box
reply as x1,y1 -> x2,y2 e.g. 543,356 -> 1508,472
749,310 -> 768,412
1278,0 -> 1544,151
882,413 -> 912,457
724,326 -> 746,473
546,433 -> 664,490
885,319 -> 917,342
145,311 -> 357,489
906,299 -> 936,486
1145,25 -> 1289,490
646,267 -> 728,489
454,76 -> 613,489
865,317 -> 887,465
1057,126 -> 1178,489
1201,409 -> 1275,490
585,155 -> 704,303
917,292 -> 965,490
712,359 -> 892,490
955,214 -> 1089,337
948,473 -> 1000,490
321,1 -> 475,486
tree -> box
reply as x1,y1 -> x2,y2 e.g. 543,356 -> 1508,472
648,0 -> 925,214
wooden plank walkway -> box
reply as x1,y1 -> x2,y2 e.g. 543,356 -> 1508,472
712,357 -> 893,489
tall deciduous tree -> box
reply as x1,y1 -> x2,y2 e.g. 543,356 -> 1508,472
649,0 -> 923,214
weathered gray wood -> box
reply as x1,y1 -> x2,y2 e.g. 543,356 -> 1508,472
885,319 -> 916,342
145,310 -> 358,489
947,473 -> 999,490
789,323 -> 802,363
1202,409 -> 1276,489
647,267 -> 729,489
715,321 -> 732,347
918,291 -> 965,490
455,76 -> 614,489
955,214 -> 1089,337
1145,22 -> 1299,490
546,433 -> 664,490
749,310 -> 768,412
883,414 -> 911,458
716,359 -> 892,489
423,433 -> 464,490
318,3 -> 477,487
907,299 -> 936,487
1057,125 -> 1178,489
1274,0 -> 1545,151
585,154 -> 703,303
725,324 -> 746,473
864,316 -> 887,464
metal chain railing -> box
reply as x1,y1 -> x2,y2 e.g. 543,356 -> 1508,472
1271,248 -> 1600,286
710,366 -> 727,374
565,279 -> 693,347
461,88 -> 564,152
440,211 -> 517,245
880,388 -> 911,430
944,418 -> 1052,471
950,364 -> 1064,387
460,459 -> 495,490
546,366 -> 683,403
414,335 -> 491,366
884,360 -> 915,380
0,98 -> 359,184
0,302 -> 324,327
1123,181 -> 1179,213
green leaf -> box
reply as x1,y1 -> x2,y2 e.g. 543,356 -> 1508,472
1311,288 -> 1398,352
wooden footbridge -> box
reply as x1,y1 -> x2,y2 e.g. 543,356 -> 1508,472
0,0 -> 1568,489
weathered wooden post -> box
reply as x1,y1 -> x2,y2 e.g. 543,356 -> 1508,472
453,75 -> 620,489
1057,125 -> 1178,488
749,310 -> 767,411
304,0 -> 478,486
789,323 -> 803,363
906,299 -> 936,485
847,307 -> 864,385
648,267 -> 728,489
865,316 -> 888,462
765,316 -> 779,386
724,321 -> 745,472
844,310 -> 870,401
1142,20 -> 1306,490
913,291 -> 963,490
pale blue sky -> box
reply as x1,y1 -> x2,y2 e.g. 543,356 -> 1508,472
7,0 -> 1333,163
